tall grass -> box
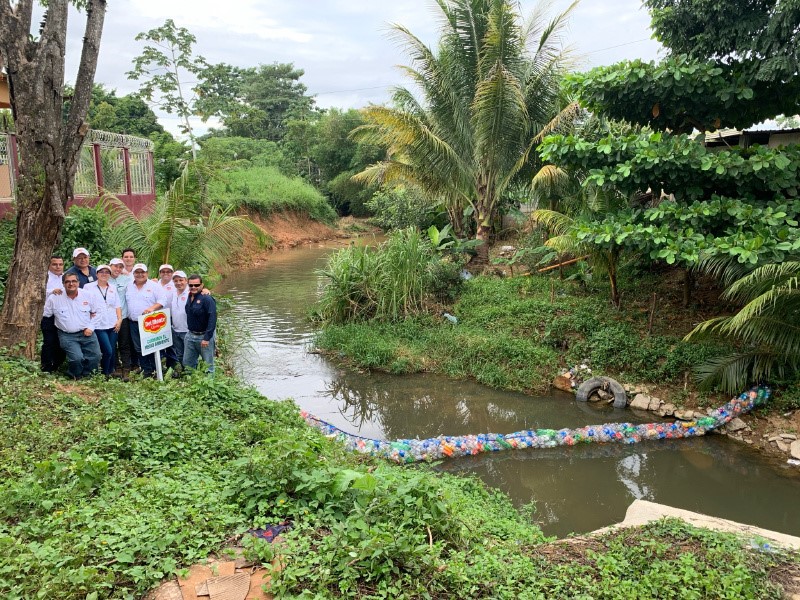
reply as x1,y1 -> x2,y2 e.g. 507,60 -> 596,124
315,228 -> 435,323
208,166 -> 337,224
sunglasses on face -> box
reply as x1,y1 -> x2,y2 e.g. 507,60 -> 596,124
188,283 -> 202,288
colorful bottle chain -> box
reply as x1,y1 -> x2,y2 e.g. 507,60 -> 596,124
301,387 -> 770,464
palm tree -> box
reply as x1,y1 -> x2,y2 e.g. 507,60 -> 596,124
685,259 -> 800,393
353,0 -> 578,264
106,163 -> 269,272
529,163 -> 630,307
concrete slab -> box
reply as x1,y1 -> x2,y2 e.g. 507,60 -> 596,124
594,500 -> 800,550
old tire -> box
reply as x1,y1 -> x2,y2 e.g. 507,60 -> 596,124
576,376 -> 627,409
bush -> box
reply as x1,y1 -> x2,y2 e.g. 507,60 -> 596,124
0,217 -> 14,305
199,137 -> 294,175
56,203 -> 113,263
366,185 -> 438,231
208,166 -> 337,224
315,228 -> 437,323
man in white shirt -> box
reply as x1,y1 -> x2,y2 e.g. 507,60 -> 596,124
121,248 -> 136,276
126,263 -> 167,377
43,272 -> 101,379
166,270 -> 190,374
157,264 -> 176,296
41,255 -> 66,372
109,258 -> 134,377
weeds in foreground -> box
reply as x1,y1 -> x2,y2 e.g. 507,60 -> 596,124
0,355 -> 795,599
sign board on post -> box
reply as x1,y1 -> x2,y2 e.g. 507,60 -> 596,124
138,308 -> 172,381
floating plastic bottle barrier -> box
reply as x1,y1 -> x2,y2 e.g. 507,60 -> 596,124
301,387 -> 770,464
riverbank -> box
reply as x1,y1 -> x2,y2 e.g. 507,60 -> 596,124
1,353 -> 797,599
226,212 -> 381,269
313,264 -> 800,462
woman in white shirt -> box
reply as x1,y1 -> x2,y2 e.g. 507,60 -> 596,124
85,265 -> 123,376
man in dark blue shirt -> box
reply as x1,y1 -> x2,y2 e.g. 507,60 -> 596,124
184,274 -> 217,374
65,247 -> 98,288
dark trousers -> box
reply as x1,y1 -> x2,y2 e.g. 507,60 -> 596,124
40,316 -> 65,373
166,330 -> 186,370
116,317 -> 133,369
128,318 -> 156,375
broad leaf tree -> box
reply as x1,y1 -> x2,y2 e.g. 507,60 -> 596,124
0,0 -> 106,357
128,19 -> 213,159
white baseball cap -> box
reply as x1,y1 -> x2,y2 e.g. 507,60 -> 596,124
109,258 -> 124,266
173,270 -> 187,279
96,264 -> 111,273
132,263 -> 148,272
158,264 -> 174,272
72,247 -> 90,258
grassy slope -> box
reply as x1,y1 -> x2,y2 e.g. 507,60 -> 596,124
208,166 -> 338,225
315,273 -> 726,396
0,354 -> 795,599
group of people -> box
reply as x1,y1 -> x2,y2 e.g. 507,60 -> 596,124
41,247 -> 217,380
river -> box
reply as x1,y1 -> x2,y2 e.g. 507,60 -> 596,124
218,242 -> 800,537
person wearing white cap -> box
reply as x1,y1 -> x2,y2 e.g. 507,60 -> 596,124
167,270 -> 190,374
42,272 -> 101,379
65,247 -> 97,288
125,263 -> 167,377
41,254 -> 66,373
156,264 -> 176,295
85,265 -> 123,377
109,258 -> 134,377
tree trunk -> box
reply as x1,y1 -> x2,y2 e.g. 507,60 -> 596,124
0,188 -> 65,357
607,248 -> 621,309
683,268 -> 694,308
0,0 -> 107,357
473,220 -> 491,265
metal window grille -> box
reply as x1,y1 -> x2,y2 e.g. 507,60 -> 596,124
129,151 -> 152,194
73,144 -> 98,197
99,146 -> 127,194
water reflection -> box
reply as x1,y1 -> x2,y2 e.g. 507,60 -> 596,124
218,244 -> 800,538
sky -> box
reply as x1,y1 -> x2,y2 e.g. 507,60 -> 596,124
57,0 -> 665,138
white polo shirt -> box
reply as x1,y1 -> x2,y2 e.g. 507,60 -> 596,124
43,288 -> 96,333
170,287 -> 190,333
46,271 -> 64,295
84,282 -> 122,330
126,280 -> 167,321
43,271 -> 65,317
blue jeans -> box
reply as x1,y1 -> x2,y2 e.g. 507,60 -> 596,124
167,330 -> 186,369
57,330 -> 101,379
128,318 -> 156,375
184,332 -> 215,374
95,328 -> 118,376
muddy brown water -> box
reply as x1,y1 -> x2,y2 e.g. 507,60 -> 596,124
218,242 -> 800,538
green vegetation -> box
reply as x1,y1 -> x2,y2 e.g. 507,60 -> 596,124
0,354 -> 795,599
0,218 -> 13,305
315,229 -> 450,324
107,164 -> 269,273
208,166 -> 337,224
353,0 -> 576,263
686,260 -> 800,393
316,274 -> 723,394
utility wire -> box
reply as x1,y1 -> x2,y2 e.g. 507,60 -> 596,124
315,37 -> 654,96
